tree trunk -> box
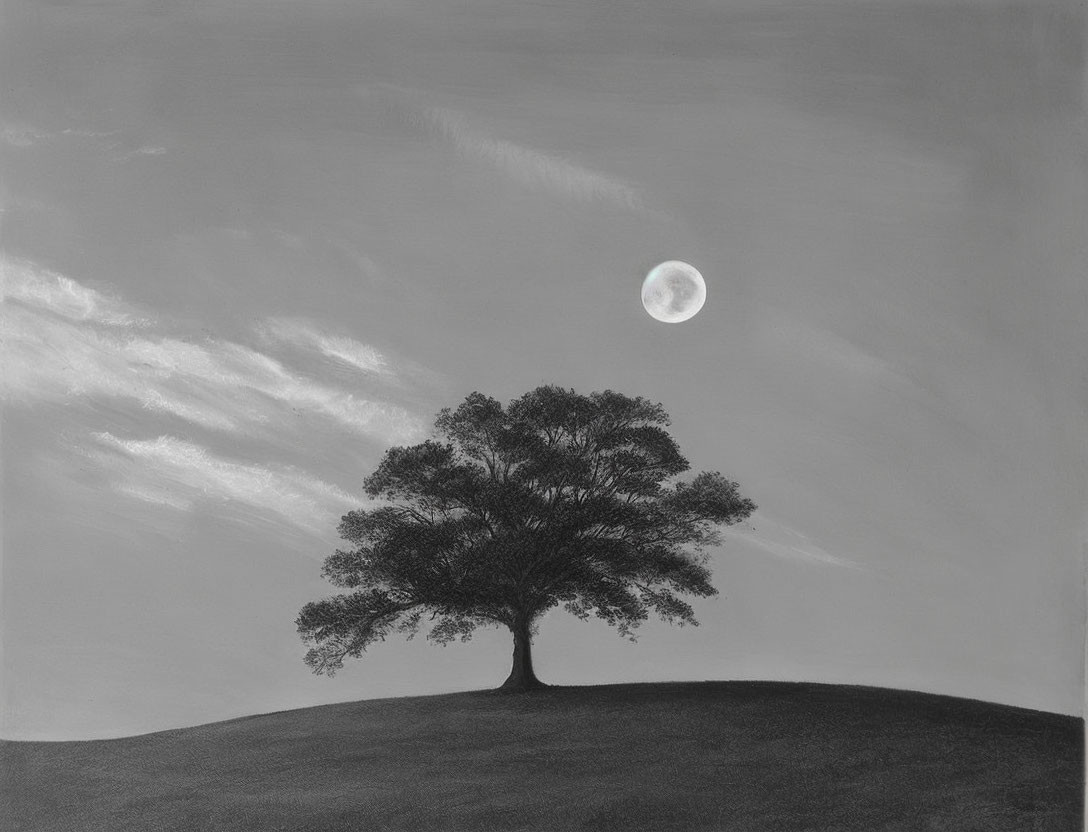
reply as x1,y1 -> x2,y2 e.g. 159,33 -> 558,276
499,619 -> 545,691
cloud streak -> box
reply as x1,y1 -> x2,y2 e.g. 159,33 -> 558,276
2,257 -> 151,326
2,258 -> 425,444
2,257 -> 441,536
88,433 -> 361,536
257,317 -> 393,377
423,106 -> 650,214
256,316 -> 444,392
726,514 -> 859,569
2,124 -> 52,147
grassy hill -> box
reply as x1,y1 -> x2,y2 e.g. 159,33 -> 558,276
1,681 -> 1082,831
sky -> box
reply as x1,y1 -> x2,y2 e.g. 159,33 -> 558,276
1,0 -> 1085,740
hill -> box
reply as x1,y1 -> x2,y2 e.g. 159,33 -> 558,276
1,681 -> 1082,831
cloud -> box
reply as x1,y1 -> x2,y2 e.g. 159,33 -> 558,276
423,105 -> 651,214
2,124 -> 51,147
725,513 -> 859,569
256,316 -> 446,393
114,145 -> 168,161
2,256 -> 151,326
88,433 -> 361,535
1,258 -> 420,538
2,258 -> 426,444
257,317 -> 393,377
2,123 -> 122,149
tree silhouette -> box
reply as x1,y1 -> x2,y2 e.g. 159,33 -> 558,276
297,385 -> 756,691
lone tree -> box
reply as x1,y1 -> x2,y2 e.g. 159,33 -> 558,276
297,385 -> 756,691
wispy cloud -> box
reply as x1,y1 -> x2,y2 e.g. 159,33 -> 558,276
767,322 -> 891,378
2,257 -> 151,326
114,145 -> 168,162
2,257 -> 426,443
257,316 -> 446,393
257,317 -> 393,377
1,258 -> 420,537
726,513 -> 858,569
2,122 -> 126,150
2,124 -> 51,147
88,433 -> 361,535
423,105 -> 650,214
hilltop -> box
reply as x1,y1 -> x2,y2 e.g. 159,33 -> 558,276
2,681 -> 1082,831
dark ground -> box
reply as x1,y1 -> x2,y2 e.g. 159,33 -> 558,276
1,681 -> 1083,831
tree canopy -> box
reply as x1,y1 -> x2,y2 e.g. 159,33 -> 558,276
297,385 -> 756,690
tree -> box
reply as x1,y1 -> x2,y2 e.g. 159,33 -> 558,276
296,385 -> 756,691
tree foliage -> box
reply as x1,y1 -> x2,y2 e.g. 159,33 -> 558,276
297,385 -> 756,683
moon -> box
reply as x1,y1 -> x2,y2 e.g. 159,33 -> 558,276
641,260 -> 706,323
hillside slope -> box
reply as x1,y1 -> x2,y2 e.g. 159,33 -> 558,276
2,681 -> 1083,831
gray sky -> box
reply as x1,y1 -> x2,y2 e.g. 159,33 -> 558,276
2,0 -> 1085,739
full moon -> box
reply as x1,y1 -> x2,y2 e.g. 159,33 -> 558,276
641,260 -> 707,323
